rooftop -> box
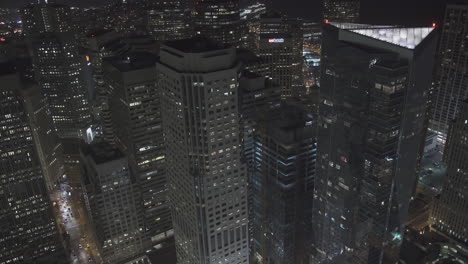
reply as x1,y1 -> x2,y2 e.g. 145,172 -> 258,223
331,22 -> 435,50
83,142 -> 124,165
106,52 -> 157,72
164,37 -> 229,53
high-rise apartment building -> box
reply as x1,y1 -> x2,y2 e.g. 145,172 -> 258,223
251,104 -> 316,264
20,1 -> 71,36
430,4 -> 468,144
146,1 -> 190,42
258,11 -> 303,98
431,99 -> 468,244
103,52 -> 173,251
81,142 -> 146,263
158,38 -> 249,264
194,0 -> 242,47
31,32 -> 92,140
312,23 -> 437,264
0,64 -> 62,264
323,0 -> 360,23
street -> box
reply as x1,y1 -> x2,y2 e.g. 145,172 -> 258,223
51,181 -> 103,264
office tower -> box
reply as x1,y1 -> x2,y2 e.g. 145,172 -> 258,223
237,71 -> 280,261
430,4 -> 468,144
22,81 -> 64,192
194,0 -> 242,47
237,48 -> 270,78
302,21 -> 322,49
240,3 -> 267,21
20,2 -> 71,36
258,11 -> 303,98
239,71 -> 281,169
240,3 -> 266,52
323,0 -> 360,23
30,32 -> 92,140
146,1 -> 190,42
86,30 -> 128,142
158,38 -> 249,264
312,23 -> 437,264
81,142 -> 146,263
0,64 -> 62,264
251,104 -> 316,264
103,52 -> 173,251
431,99 -> 468,244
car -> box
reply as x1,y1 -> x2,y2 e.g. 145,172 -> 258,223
79,244 -> 82,249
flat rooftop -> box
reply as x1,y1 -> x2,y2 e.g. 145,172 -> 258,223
83,142 -> 124,164
164,37 -> 229,53
106,52 -> 157,72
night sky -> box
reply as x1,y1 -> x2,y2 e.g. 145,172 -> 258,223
0,0 -> 465,26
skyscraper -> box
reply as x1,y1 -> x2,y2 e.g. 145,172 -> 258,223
0,64 -> 62,264
85,29 -> 129,143
312,23 -> 437,264
323,0 -> 360,23
30,32 -> 92,140
159,38 -> 249,264
431,99 -> 468,244
103,52 -> 173,251
194,0 -> 242,47
22,81 -> 64,192
258,11 -> 303,98
146,1 -> 190,42
20,2 -> 71,36
251,104 -> 316,264
80,142 -> 146,263
430,4 -> 468,144
238,71 -> 281,169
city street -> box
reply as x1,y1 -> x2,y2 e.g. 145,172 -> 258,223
418,150 -> 446,192
51,181 -> 102,264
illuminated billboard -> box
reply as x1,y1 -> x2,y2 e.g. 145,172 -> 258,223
268,38 -> 284,43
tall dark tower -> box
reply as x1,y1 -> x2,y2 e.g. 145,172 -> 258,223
30,33 -> 92,140
103,52 -> 174,253
251,104 -> 316,264
430,4 -> 468,145
0,64 -> 63,264
430,99 -> 468,244
194,0 -> 242,47
323,0 -> 360,23
312,23 -> 437,264
22,1 -> 92,141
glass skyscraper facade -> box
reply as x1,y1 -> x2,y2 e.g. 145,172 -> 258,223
312,23 -> 437,264
430,4 -> 468,144
431,99 -> 468,244
251,104 -> 316,264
